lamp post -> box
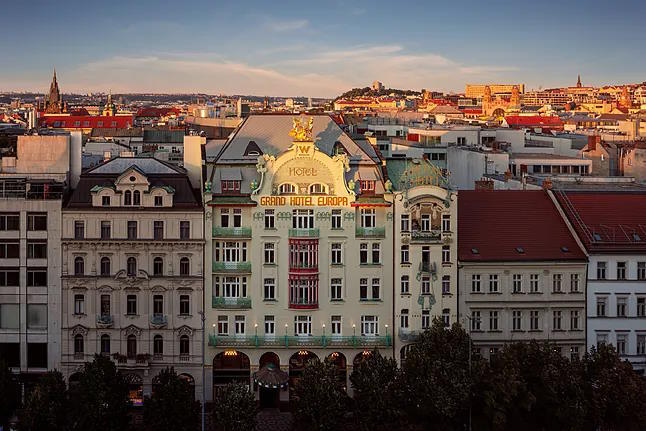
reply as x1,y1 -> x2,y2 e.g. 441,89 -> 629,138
385,324 -> 389,346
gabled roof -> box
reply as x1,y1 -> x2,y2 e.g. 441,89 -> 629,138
505,115 -> 563,128
458,190 -> 586,262
39,115 -> 133,129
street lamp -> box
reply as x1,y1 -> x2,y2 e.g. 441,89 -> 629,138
352,323 -> 356,337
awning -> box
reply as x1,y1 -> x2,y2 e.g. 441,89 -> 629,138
253,364 -> 289,389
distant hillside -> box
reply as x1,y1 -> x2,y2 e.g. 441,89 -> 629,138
335,87 -> 421,100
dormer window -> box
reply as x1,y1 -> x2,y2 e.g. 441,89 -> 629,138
309,183 -> 327,195
359,180 -> 375,193
279,183 -> 297,195
221,180 -> 241,193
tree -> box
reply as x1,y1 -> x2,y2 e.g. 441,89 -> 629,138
401,318 -> 472,429
293,358 -> 348,431
0,359 -> 18,429
67,355 -> 130,431
20,370 -> 68,431
350,350 -> 406,430
212,383 -> 256,431
143,367 -> 200,431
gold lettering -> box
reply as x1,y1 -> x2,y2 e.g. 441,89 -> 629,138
288,167 -> 318,177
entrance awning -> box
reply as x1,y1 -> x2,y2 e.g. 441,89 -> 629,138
253,363 -> 289,389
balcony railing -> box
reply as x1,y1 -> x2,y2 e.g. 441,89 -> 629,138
212,226 -> 252,238
288,301 -> 319,310
410,229 -> 442,242
419,261 -> 437,274
288,228 -> 320,238
96,314 -> 114,326
212,296 -> 252,309
398,329 -> 422,342
150,314 -> 168,326
355,226 -> 386,238
208,334 -> 392,348
212,261 -> 252,273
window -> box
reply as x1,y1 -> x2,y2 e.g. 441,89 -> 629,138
530,310 -> 540,331
400,245 -> 409,264
553,310 -> 562,330
294,315 -> 312,336
234,316 -> 245,335
530,274 -> 540,293
400,275 -> 409,294
100,335 -> 110,356
442,276 -> 451,295
489,274 -> 499,293
331,243 -> 342,265
153,257 -> 163,276
330,278 -> 342,301
617,262 -> 626,280
421,214 -> 431,231
442,309 -> 450,328
0,304 -> 19,329
264,210 -> 275,229
596,297 -> 607,317
638,262 -> 646,280
421,276 -> 431,295
596,333 -> 608,348
471,274 -> 481,293
360,243 -> 368,264
74,294 -> 85,315
331,210 -> 342,229
292,209 -> 314,229
124,191 -> 132,206
222,180 -> 241,193
359,180 -> 375,193
127,257 -> 137,276
102,196 -> 110,206
74,335 -> 84,357
264,243 -> 275,264
127,221 -> 137,239
279,183 -> 296,195
617,297 -> 627,317
217,316 -> 228,335
616,334 -> 627,355
100,221 -> 111,239
264,278 -> 275,300
133,191 -> 141,206
597,262 -> 606,279
100,294 -> 110,316
553,274 -> 562,293
512,310 -> 522,331
570,310 -> 580,330
153,335 -> 163,358
371,278 -> 380,300
400,214 -> 410,232
371,243 -> 380,264
215,276 -> 248,298
179,335 -> 190,356
264,316 -> 275,336
637,335 -> 646,355
27,213 -> 47,231
179,257 -> 190,276
360,208 -> 375,228
361,315 -> 378,336
570,346 -> 579,361
220,209 -> 229,227
400,309 -> 409,329
127,335 -> 137,359
26,241 -> 44,259
512,274 -> 522,293
27,269 -> 47,286
74,221 -> 85,239
442,246 -> 450,264
126,295 -> 137,315
470,310 -> 481,331
153,221 -> 164,240
152,295 -> 164,316
360,278 -> 368,300
442,214 -> 451,232
331,316 -> 342,335
74,257 -> 84,275
27,304 -> 47,328
154,196 -> 163,207
570,274 -> 580,292
637,297 -> 645,317
423,310 -> 432,329
179,295 -> 190,315
180,221 -> 190,240
309,183 -> 327,194
489,311 -> 499,331
0,213 -> 19,231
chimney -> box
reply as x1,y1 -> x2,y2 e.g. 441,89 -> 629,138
588,135 -> 600,151
475,179 -> 494,191
542,178 -> 553,190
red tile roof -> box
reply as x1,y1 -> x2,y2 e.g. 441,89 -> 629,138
505,115 -> 564,129
458,190 -> 586,262
555,191 -> 646,252
136,107 -> 180,118
39,115 -> 133,129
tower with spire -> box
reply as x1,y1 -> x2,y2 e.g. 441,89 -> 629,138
45,68 -> 63,114
576,74 -> 582,88
102,89 -> 116,116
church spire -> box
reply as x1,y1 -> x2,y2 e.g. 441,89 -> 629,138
577,74 -> 582,88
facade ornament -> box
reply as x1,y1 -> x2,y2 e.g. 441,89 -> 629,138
289,116 -> 314,142
176,325 -> 194,337
123,325 -> 142,337
71,325 -> 89,336
385,179 -> 393,193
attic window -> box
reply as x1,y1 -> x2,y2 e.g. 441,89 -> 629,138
221,180 -> 241,193
516,247 -> 525,254
471,248 -> 479,255
244,140 -> 263,157
333,141 -> 347,155
633,233 -> 642,241
561,246 -> 570,253
359,180 -> 375,193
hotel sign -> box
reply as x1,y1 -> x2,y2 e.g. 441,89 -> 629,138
259,196 -> 349,207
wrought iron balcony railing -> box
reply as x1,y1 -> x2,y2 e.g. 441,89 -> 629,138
208,334 -> 392,348
288,228 -> 320,238
212,226 -> 252,238
355,226 -> 386,238
212,297 -> 252,309
212,261 -> 252,273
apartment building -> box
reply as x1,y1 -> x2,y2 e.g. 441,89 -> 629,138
60,156 -> 205,403
556,191 -> 646,373
204,115 -> 394,407
458,190 -> 588,359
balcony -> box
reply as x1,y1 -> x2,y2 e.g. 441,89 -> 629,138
212,261 -> 252,273
150,314 -> 168,327
410,229 -> 442,243
208,334 -> 392,349
288,301 -> 318,310
355,226 -> 386,238
96,314 -> 114,327
288,228 -> 320,238
212,226 -> 252,238
398,328 -> 422,342
419,261 -> 437,274
212,297 -> 252,309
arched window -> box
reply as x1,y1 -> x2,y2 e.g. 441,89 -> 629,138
279,183 -> 296,195
179,335 -> 190,357
179,257 -> 190,276
100,334 -> 110,355
127,257 -> 137,276
124,190 -> 132,206
127,335 -> 137,359
74,334 -> 84,356
133,190 -> 141,206
100,257 -> 111,276
74,257 -> 84,276
309,183 -> 327,195
153,257 -> 163,276
153,335 -> 163,358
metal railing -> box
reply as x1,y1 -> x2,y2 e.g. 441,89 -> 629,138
212,297 -> 252,309
96,314 -> 114,325
150,314 -> 168,326
212,261 -> 252,273
208,334 -> 392,348
212,227 -> 252,238
355,226 -> 386,238
410,229 -> 442,242
288,228 -> 320,238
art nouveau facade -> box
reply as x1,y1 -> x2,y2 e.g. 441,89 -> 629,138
204,115 -> 394,406
60,157 -> 205,403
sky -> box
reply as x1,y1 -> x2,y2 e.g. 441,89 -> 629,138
1,0 -> 645,98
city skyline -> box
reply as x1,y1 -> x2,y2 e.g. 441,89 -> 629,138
2,0 -> 646,97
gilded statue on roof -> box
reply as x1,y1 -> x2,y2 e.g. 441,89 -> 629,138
289,116 -> 313,142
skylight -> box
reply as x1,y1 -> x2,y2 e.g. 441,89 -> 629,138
471,248 -> 479,254
593,233 -> 602,241
516,247 -> 525,254
561,246 -> 570,252
633,233 -> 641,242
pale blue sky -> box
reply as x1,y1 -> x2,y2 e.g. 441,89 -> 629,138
2,0 -> 645,97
